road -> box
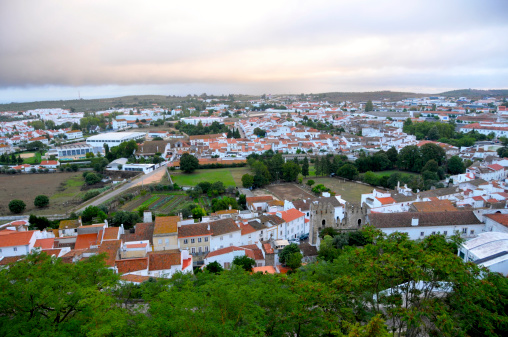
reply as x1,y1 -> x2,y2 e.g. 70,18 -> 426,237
76,165 -> 168,212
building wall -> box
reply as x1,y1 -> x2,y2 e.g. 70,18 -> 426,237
121,249 -> 147,259
179,235 -> 211,256
485,218 -> 508,234
153,234 -> 178,251
381,224 -> 484,240
1,244 -> 31,257
210,230 -> 242,251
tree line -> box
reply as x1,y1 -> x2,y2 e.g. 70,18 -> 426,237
1,228 -> 506,336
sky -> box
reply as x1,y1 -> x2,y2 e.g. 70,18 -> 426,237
0,0 -> 507,103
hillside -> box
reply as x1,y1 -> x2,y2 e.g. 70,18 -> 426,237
317,90 -> 427,103
439,89 -> 508,98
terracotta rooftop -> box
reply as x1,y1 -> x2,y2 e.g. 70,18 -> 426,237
178,222 -> 212,238
98,240 -> 121,267
121,222 -> 155,244
0,231 -> 35,248
74,233 -> 99,250
153,216 -> 180,235
411,200 -> 457,213
208,218 -> 240,236
102,227 -> 119,240
148,250 -> 181,271
116,258 -> 149,274
34,238 -> 55,249
369,211 -> 482,228
485,213 -> 508,227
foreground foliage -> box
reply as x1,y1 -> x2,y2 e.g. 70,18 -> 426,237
1,230 -> 507,336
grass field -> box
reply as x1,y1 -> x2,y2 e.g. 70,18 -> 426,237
0,172 -> 84,215
369,170 -> 419,178
21,151 -> 44,164
171,168 -> 239,187
305,177 -> 377,203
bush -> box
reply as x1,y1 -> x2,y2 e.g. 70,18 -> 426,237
85,172 -> 102,185
9,199 -> 26,214
82,189 -> 101,201
34,195 -> 49,208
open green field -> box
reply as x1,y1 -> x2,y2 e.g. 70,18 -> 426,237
21,151 -> 46,164
171,168 -> 241,187
121,192 -> 190,215
305,177 -> 377,203
369,170 -> 419,177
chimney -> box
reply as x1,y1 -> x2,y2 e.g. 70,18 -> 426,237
143,211 -> 152,223
104,219 -> 108,227
207,224 -> 210,231
229,205 -> 232,210
179,212 -> 183,221
411,218 -> 419,226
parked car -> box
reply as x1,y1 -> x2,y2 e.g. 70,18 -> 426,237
288,238 -> 300,245
299,233 -> 309,241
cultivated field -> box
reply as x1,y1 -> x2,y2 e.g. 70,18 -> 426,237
266,184 -> 316,201
0,172 -> 84,215
121,192 -> 188,215
307,177 -> 379,203
170,168 -> 245,187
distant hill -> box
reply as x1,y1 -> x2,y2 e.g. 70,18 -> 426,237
1,89 -> 506,112
439,89 -> 508,98
317,91 -> 427,103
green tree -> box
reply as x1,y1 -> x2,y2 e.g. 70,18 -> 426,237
192,207 -> 206,221
365,100 -> 374,112
447,155 -> 466,174
180,153 -> 199,173
204,261 -> 223,274
112,210 -> 140,229
0,252 -> 125,336
427,125 -> 440,140
267,153 -> 284,182
421,159 -> 439,173
397,145 -> 422,172
33,195 -> 49,208
286,252 -> 303,271
420,143 -> 446,166
282,161 -> 301,182
232,255 -> 256,272
8,199 -> 26,214
337,163 -> 359,180
301,157 -> 309,177
241,174 -> 254,188
307,179 -> 315,187
279,243 -> 300,265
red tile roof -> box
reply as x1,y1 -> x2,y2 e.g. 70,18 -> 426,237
376,197 -> 396,205
34,238 -> 55,249
278,208 -> 304,223
488,164 -> 504,171
98,240 -> 121,267
485,213 -> 508,227
0,231 -> 35,248
148,251 -> 181,271
116,258 -> 148,274
103,227 -> 119,240
74,233 -> 99,250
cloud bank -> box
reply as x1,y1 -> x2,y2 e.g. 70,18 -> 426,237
0,0 -> 507,101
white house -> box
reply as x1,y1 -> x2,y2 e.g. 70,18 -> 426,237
368,211 -> 483,240
147,250 -> 193,278
484,213 -> 508,233
0,231 -> 39,257
458,232 -> 508,276
66,130 -> 83,139
203,244 -> 265,269
209,218 -> 242,251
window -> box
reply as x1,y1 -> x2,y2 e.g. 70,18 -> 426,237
229,234 -> 232,238
229,243 -> 233,247
158,239 -> 162,245
198,246 -> 202,253
198,237 -> 202,243
205,237 -> 209,242
220,236 -> 223,241
205,246 -> 209,252
462,228 -> 467,234
13,247 -> 17,252
165,238 -> 169,244
183,239 -> 188,244
224,262 -> 231,269
191,247 -> 195,253
431,231 -> 436,235
248,234 -> 251,239
443,231 -> 448,235
470,230 -> 475,235
420,232 -> 424,236
191,238 -> 195,243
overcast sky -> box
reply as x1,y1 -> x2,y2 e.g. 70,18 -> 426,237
1,0 -> 507,103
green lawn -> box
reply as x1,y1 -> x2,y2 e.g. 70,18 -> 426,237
171,169 -> 237,187
370,170 -> 420,178
22,152 -> 44,164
